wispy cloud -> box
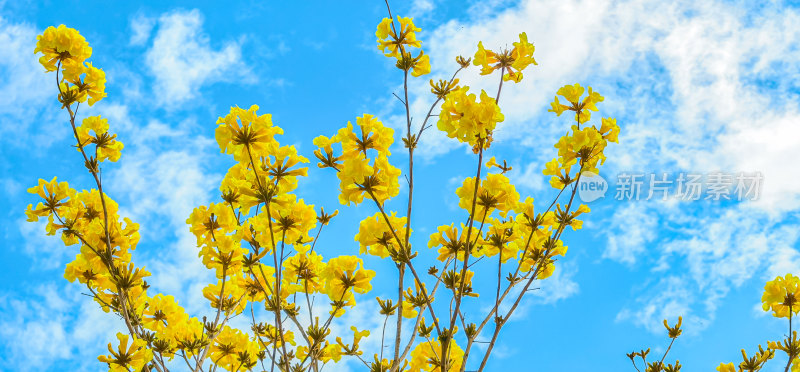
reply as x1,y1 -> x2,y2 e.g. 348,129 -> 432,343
145,9 -> 255,108
0,17 -> 65,150
0,283 -> 118,370
129,13 -> 155,46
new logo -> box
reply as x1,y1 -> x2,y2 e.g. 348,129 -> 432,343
578,171 -> 607,202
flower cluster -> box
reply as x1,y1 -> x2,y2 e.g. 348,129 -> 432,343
762,273 -> 800,318
376,16 -> 430,76
437,87 -> 504,151
35,24 -> 106,107
25,176 -> 169,371
314,114 -> 401,206
543,84 -> 619,184
193,104 -> 377,369
76,115 -> 124,162
356,212 -> 410,259
548,83 -> 605,124
474,32 -> 537,83
31,26 -> 166,372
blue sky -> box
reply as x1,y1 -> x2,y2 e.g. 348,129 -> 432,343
2,0 -> 800,371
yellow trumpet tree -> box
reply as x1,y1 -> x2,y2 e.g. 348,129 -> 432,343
27,3 -> 622,372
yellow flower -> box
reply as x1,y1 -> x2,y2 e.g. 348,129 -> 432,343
76,116 -> 124,162
371,154 -> 402,202
34,24 -> 92,75
199,234 -> 247,278
455,173 -> 520,220
473,41 -> 497,75
437,87 -> 503,150
355,212 -> 410,258
254,323 -> 295,349
474,32 -> 537,83
409,339 -> 464,372
519,236 -> 566,275
97,333 -> 153,372
313,134 -> 341,169
271,194 -> 317,244
64,252 -> 112,290
283,245 -> 327,293
246,213 -> 282,254
338,114 -> 394,158
317,207 -> 339,225
322,256 -> 375,308
479,217 -> 522,262
542,158 -> 577,189
376,16 -> 430,76
337,156 -> 373,205
376,16 -> 422,58
549,96 -> 567,116
551,123 -> 609,175
792,357 -> 800,372
170,317 -> 206,357
203,278 -> 246,314
323,114 -> 400,205
486,156 -> 512,173
25,177 -> 76,221
565,204 -> 591,230
432,77 -> 461,99
410,50 -> 431,77
548,83 -> 604,124
219,162 -> 249,210
70,62 -> 107,106
337,153 -> 401,206
762,273 -> 800,318
716,362 -> 735,372
336,326 -> 370,356
400,288 -> 419,318
428,223 -> 482,262
264,144 -> 309,192
208,326 -> 253,370
111,263 -> 150,293
300,342 -> 343,363
241,263 -> 278,301
142,294 -> 186,333
215,105 -> 283,163
445,269 -> 478,297
600,117 -> 620,143
187,202 -> 237,247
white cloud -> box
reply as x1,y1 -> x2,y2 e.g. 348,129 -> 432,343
616,276 -> 698,334
17,218 -> 73,270
1,176 -> 22,199
613,203 -> 800,334
410,0 -> 435,17
129,13 -> 155,46
0,17 -> 48,112
509,162 -> 546,193
485,259 -> 580,323
603,203 -> 658,264
0,17 -> 65,150
145,9 -> 254,108
531,259 -> 580,304
0,283 -> 117,371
